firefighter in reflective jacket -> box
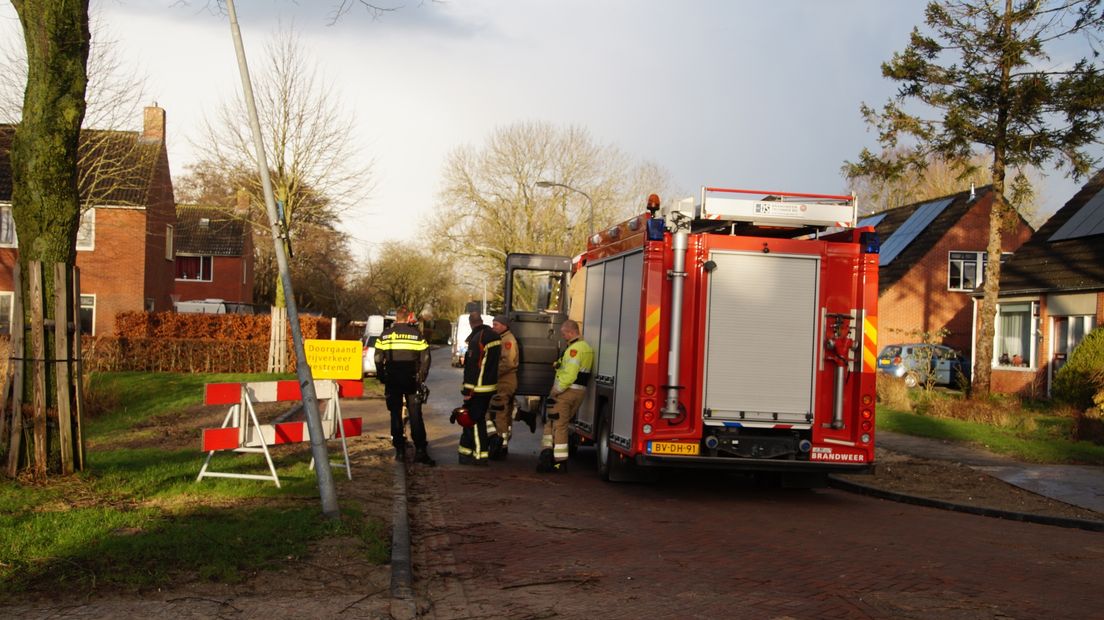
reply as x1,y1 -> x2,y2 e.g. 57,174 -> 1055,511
537,319 -> 593,473
374,307 -> 435,466
459,311 -> 501,465
487,314 -> 519,460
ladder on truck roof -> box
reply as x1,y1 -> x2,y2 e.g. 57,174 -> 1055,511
692,186 -> 857,230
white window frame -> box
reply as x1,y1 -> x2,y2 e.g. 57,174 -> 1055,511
79,294 -> 96,336
0,291 -> 13,335
175,253 -> 214,282
992,299 -> 1039,370
948,251 -> 986,292
76,208 -> 95,251
165,224 -> 174,260
0,205 -> 17,248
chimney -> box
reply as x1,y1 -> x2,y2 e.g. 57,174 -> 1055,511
142,105 -> 165,142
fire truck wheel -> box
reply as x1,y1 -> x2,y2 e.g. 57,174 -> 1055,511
904,372 -> 919,389
596,415 -> 613,481
596,413 -> 632,482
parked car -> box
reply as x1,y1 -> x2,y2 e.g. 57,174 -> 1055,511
877,343 -> 970,388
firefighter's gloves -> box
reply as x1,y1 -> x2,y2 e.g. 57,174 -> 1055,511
417,383 -> 430,404
461,387 -> 472,398
552,360 -> 561,370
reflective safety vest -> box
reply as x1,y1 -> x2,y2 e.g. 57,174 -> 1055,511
554,338 -> 593,392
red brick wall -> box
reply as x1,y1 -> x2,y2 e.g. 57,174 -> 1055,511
142,145 -> 176,312
878,193 -> 1034,354
76,208 -> 149,336
173,255 -> 253,303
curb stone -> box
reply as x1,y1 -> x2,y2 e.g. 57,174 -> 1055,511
389,459 -> 417,619
828,474 -> 1104,532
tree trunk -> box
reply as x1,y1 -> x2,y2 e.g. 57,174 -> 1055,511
972,0 -> 1015,398
8,1 -> 90,475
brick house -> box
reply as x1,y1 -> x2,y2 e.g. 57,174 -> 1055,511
865,186 -> 1034,354
977,169 -> 1104,396
0,106 -> 177,336
173,202 -> 254,308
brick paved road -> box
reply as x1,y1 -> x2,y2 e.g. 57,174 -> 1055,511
411,365 -> 1104,619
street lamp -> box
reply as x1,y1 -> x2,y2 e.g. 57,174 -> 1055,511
536,180 -> 594,236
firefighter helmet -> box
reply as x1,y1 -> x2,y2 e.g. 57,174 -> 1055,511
450,406 -> 474,428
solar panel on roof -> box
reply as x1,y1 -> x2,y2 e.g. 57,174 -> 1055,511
1048,188 -> 1104,242
857,213 -> 886,228
878,197 -> 955,266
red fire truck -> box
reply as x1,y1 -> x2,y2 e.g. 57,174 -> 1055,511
504,186 -> 879,483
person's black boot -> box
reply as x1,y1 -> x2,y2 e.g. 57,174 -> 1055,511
414,449 -> 436,467
488,435 -> 504,460
536,448 -> 554,473
394,446 -> 406,462
515,408 -> 537,434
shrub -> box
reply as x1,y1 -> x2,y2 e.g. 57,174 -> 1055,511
876,372 -> 911,411
1053,326 -> 1104,409
921,394 -> 1038,432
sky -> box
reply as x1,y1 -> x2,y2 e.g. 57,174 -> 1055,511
1,1 -> 1099,258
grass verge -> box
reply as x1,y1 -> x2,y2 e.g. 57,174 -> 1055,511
877,406 -> 1104,465
0,371 -> 389,600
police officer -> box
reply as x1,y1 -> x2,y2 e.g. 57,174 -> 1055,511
374,307 -> 435,466
537,319 -> 593,473
459,311 -> 501,465
487,314 -> 519,460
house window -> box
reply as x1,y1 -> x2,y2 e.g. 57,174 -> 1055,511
175,255 -> 213,281
0,206 -> 17,248
1053,315 -> 1097,373
79,295 -> 95,335
165,224 -> 174,260
76,208 -> 95,251
994,301 -> 1038,368
948,251 -> 988,291
0,291 -> 12,335
948,251 -> 1014,291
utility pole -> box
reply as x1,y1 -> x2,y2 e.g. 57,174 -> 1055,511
226,0 -> 340,519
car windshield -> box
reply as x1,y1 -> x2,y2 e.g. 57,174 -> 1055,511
880,346 -> 902,357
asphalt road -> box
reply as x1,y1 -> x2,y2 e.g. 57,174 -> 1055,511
407,359 -> 1104,619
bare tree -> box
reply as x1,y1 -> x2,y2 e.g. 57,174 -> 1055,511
433,120 -> 675,282
359,242 -> 464,318
844,149 -> 1043,225
192,24 -> 372,370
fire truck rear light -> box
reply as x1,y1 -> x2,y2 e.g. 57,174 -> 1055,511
861,433 -> 871,444
643,410 -> 655,423
644,384 -> 656,395
861,420 -> 872,432
861,394 -> 873,406
643,398 -> 655,410
642,424 -> 653,435
861,409 -> 872,420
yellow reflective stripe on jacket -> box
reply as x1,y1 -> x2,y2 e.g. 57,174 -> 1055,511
375,334 -> 428,351
475,339 -> 500,390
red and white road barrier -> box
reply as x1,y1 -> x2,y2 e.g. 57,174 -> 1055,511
197,379 -> 365,487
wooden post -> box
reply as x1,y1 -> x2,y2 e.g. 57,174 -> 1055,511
54,264 -> 73,474
70,267 -> 85,471
29,261 -> 47,479
6,263 -> 24,477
